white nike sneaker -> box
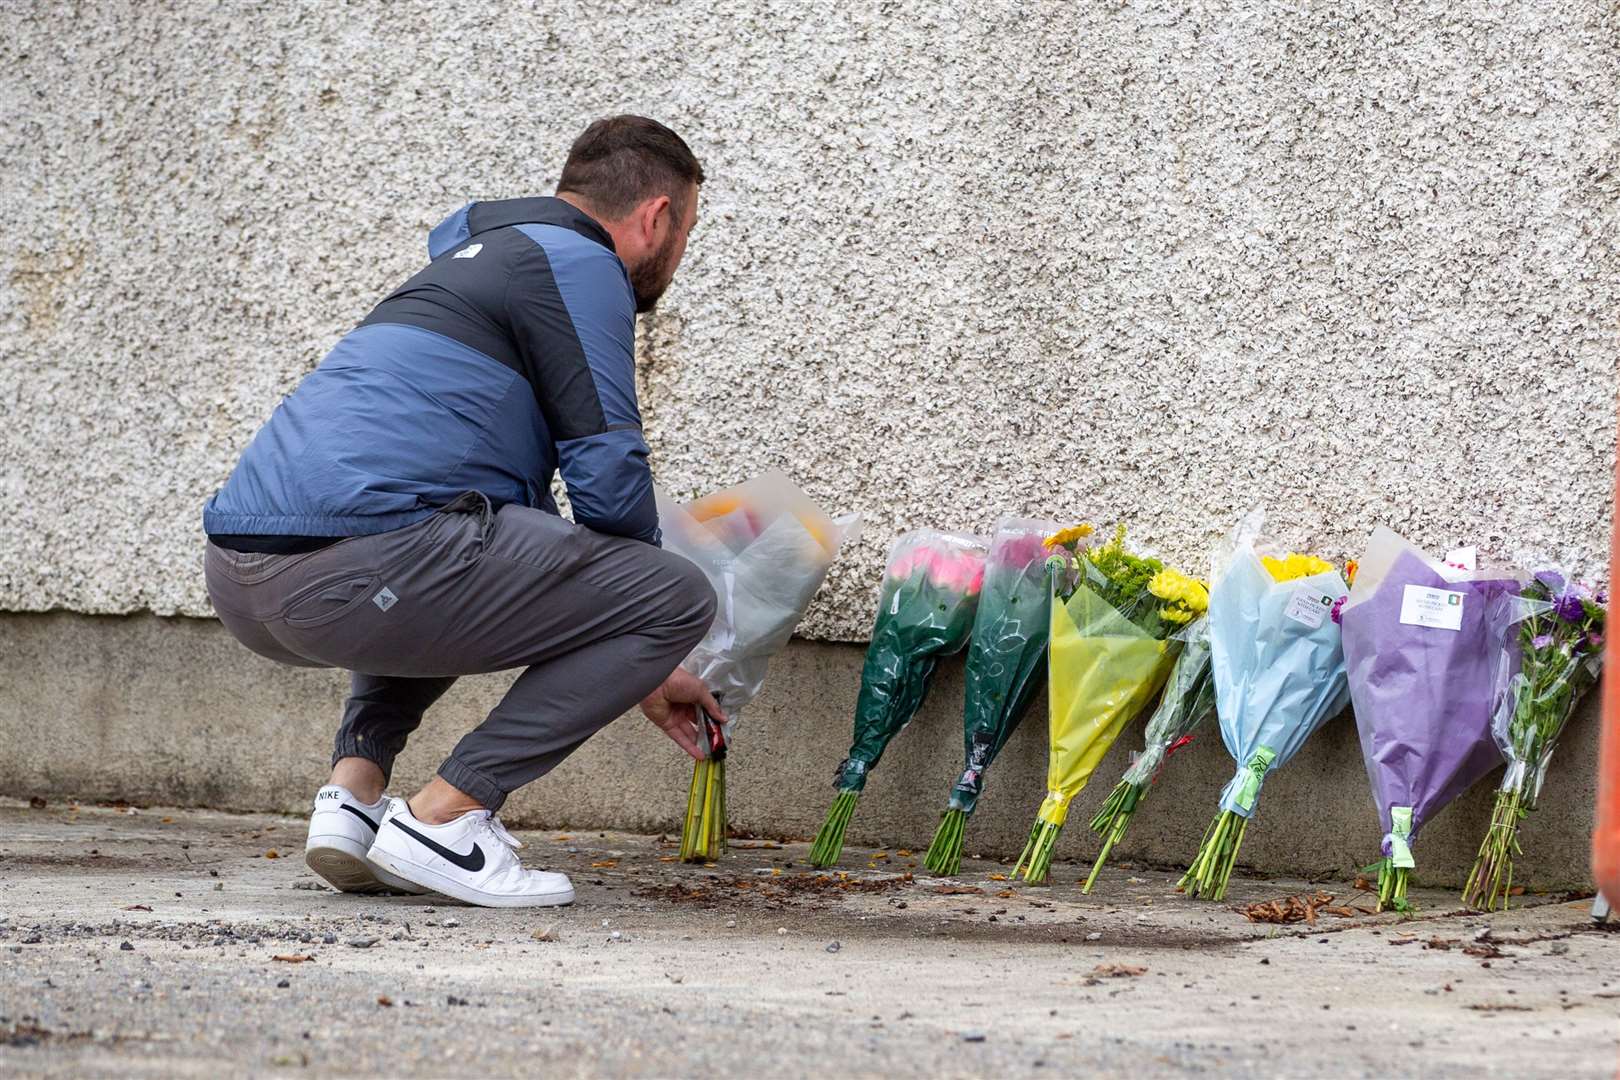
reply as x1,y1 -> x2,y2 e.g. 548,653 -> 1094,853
304,785 -> 429,895
367,799 -> 575,908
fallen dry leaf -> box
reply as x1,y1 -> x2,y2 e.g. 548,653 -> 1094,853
934,885 -> 984,896
377,995 -> 394,1007
1240,891 -> 1347,925
996,890 -> 1016,899
590,860 -> 618,869
272,954 -> 315,964
264,850 -> 280,860
988,874 -> 1009,881
122,904 -> 152,912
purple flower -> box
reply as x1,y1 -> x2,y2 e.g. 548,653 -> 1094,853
1532,633 -> 1554,650
1556,592 -> 1587,623
1590,631 -> 1605,650
1598,590 -> 1610,606
1329,595 -> 1347,625
1535,570 -> 1566,595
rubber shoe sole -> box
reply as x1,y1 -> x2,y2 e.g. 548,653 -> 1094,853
370,849 -> 575,909
305,833 -> 428,896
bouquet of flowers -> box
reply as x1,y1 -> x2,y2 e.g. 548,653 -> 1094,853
1341,529 -> 1526,911
1083,614 -> 1216,892
658,471 -> 859,863
809,530 -> 987,868
1179,511 -> 1351,901
1012,526 -> 1202,883
1462,568 -> 1606,910
922,518 -> 1068,876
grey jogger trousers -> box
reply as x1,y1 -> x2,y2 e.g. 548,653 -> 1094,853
204,493 -> 716,810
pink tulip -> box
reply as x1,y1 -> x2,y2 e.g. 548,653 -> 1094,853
992,532 -> 1049,571
886,542 -> 986,596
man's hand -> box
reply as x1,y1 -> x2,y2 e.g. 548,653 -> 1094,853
640,668 -> 727,760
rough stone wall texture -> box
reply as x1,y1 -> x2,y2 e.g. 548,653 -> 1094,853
2,3 -> 1616,638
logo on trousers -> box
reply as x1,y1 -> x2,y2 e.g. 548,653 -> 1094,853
373,587 -> 398,612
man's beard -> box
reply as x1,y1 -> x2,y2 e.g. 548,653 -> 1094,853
629,233 -> 679,314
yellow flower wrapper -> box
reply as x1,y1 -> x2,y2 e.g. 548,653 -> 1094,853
1014,577 -> 1178,882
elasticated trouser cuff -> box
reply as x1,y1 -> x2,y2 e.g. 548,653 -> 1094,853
438,757 -> 508,812
331,732 -> 400,783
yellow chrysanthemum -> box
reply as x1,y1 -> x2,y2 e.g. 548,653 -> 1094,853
1148,569 -> 1210,614
1161,604 -> 1196,624
1261,553 -> 1336,583
1044,523 -> 1095,549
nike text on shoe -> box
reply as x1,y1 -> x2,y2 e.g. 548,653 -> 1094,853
367,800 -> 575,908
304,785 -> 429,895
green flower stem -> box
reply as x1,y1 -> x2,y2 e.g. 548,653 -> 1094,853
1178,809 -> 1250,901
924,808 -> 969,875
1083,780 -> 1144,893
1462,786 -> 1525,911
680,757 -> 728,864
1014,819 -> 1063,884
809,790 -> 860,868
1372,856 -> 1411,913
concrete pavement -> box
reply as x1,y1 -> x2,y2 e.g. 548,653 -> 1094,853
0,799 -> 1615,1078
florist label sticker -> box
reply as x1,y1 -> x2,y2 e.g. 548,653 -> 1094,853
1399,584 -> 1465,631
1284,589 -> 1334,629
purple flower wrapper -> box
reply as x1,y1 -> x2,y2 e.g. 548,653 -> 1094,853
1341,529 -> 1524,908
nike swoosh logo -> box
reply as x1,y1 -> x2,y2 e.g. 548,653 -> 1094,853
339,803 -> 379,834
389,819 -> 486,872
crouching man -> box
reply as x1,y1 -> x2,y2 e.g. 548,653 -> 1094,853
202,116 -> 721,908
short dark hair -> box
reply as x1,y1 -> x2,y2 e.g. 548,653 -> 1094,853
557,115 -> 704,221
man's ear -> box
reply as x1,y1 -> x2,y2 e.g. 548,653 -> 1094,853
641,194 -> 672,242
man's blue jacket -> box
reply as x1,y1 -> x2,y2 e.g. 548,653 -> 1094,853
203,197 -> 659,546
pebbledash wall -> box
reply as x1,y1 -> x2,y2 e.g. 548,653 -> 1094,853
1,4 -> 1615,885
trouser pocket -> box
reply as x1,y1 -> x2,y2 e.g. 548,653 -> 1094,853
281,572 -> 385,628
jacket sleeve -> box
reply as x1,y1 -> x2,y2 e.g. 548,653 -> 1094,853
505,231 -> 660,545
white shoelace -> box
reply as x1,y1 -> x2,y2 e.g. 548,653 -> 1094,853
477,812 -> 523,851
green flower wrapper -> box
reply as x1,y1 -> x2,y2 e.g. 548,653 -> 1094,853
809,531 -> 986,868
922,518 -> 1063,876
